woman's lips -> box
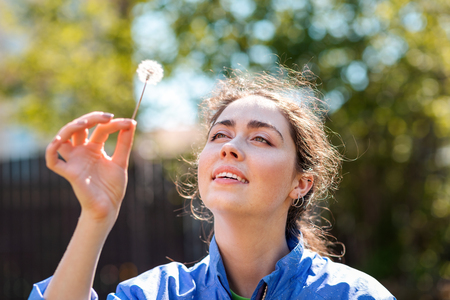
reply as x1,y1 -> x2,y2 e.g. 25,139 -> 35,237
215,171 -> 248,183
212,166 -> 248,184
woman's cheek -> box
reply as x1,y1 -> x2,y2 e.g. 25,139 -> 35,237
258,155 -> 295,191
197,149 -> 211,197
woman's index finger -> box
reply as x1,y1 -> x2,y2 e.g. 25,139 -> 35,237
57,112 -> 115,142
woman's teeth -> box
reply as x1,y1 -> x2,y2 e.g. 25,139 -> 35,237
216,172 -> 248,183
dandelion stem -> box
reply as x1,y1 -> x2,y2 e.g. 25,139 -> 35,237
132,81 -> 148,120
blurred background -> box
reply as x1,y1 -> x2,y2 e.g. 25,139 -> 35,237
1,0 -> 449,299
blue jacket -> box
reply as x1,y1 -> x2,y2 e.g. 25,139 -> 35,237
29,236 -> 395,299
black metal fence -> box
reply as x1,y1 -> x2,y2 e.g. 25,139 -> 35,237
0,154 -> 209,300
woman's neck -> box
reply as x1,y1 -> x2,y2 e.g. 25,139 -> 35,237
214,214 -> 290,299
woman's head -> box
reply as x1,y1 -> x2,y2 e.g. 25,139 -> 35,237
178,67 -> 342,256
197,95 -> 309,224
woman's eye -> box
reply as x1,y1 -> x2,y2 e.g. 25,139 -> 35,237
211,133 -> 227,141
254,136 -> 269,144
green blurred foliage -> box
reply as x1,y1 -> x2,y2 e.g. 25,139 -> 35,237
1,0 -> 450,298
0,0 -> 141,133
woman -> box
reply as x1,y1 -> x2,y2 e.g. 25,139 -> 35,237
29,68 -> 395,299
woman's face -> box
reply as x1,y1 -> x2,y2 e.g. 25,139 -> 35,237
198,95 -> 300,219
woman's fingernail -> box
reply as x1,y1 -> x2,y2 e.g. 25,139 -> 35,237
102,113 -> 114,118
124,119 -> 137,126
53,135 -> 61,143
77,119 -> 88,125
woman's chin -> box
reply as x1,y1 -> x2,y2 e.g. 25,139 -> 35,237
204,198 -> 249,215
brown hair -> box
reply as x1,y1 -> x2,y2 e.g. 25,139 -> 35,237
177,67 -> 343,257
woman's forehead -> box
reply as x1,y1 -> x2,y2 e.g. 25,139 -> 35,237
217,95 -> 281,120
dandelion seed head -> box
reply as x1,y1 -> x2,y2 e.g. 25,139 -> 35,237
137,60 -> 164,85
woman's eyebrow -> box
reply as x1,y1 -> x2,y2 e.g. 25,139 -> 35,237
247,120 -> 284,141
213,119 -> 235,128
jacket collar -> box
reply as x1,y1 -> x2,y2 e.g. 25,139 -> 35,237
208,235 -> 309,298
209,236 -> 231,294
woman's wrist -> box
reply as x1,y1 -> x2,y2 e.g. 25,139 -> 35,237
79,209 -> 118,234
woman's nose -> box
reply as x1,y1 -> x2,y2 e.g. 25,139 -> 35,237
220,141 -> 244,160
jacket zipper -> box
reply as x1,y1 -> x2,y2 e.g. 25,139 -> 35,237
261,285 -> 268,300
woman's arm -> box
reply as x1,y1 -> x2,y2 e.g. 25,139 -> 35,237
42,112 -> 136,300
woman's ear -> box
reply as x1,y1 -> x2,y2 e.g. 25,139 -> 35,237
289,173 -> 314,199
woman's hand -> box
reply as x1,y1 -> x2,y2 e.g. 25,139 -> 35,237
45,112 -> 137,224
41,112 -> 137,300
